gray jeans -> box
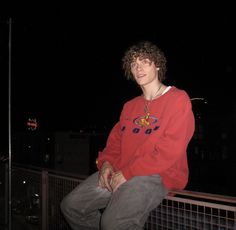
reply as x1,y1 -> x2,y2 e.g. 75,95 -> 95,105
60,172 -> 168,230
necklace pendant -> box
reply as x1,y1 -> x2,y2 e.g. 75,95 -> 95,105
138,112 -> 150,128
144,112 -> 150,121
139,99 -> 153,128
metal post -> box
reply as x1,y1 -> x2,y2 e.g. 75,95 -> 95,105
8,17 -> 12,230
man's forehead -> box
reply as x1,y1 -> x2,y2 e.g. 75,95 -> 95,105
132,56 -> 150,62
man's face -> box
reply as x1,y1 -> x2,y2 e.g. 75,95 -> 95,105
130,57 -> 158,87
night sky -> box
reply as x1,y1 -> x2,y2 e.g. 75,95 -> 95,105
1,3 -> 235,134
0,3 -> 236,196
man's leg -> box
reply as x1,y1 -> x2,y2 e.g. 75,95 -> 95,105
60,172 -> 111,230
101,174 -> 168,230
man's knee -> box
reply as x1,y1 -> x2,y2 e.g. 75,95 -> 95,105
60,195 -> 78,215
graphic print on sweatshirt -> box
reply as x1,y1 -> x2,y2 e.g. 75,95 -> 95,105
121,114 -> 160,135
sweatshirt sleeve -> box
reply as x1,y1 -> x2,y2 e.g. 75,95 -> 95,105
96,122 -> 121,170
121,92 -> 195,180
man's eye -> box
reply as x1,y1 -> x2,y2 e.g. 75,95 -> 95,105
142,59 -> 151,65
131,63 -> 137,69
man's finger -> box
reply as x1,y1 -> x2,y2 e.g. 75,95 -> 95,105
104,176 -> 112,192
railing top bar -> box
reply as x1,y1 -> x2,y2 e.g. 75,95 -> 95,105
47,172 -> 85,183
171,189 -> 236,204
13,162 -> 88,179
168,195 -> 236,212
12,163 -> 236,205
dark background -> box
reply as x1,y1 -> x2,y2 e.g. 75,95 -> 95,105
1,3 -> 235,195
0,3 -> 234,130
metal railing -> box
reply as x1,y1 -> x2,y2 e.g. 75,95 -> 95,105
6,165 -> 236,230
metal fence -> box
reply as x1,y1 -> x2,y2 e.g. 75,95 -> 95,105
7,165 -> 236,230
145,193 -> 236,230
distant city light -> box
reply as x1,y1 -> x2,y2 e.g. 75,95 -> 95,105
27,118 -> 38,131
191,98 -> 207,104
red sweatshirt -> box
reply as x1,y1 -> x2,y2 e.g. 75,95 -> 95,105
97,86 -> 195,190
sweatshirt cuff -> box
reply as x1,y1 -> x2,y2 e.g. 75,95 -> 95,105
121,166 -> 133,180
96,158 -> 105,170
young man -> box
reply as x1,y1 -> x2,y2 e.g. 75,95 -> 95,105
61,41 -> 195,230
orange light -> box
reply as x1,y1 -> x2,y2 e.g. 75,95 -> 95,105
27,118 -> 38,130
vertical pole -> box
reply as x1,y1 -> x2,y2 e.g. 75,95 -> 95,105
8,17 -> 12,230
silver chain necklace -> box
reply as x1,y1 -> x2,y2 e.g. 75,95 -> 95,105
144,83 -> 162,114
138,84 -> 163,128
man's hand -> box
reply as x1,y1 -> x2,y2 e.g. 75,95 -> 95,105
110,171 -> 126,192
98,161 -> 113,192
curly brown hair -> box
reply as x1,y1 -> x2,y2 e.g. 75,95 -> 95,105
122,41 -> 167,82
